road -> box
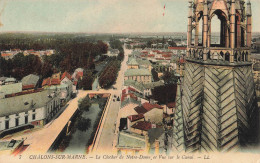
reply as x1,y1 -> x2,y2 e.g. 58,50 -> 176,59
92,47 -> 130,153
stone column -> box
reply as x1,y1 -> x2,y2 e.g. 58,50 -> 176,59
187,1 -> 193,58
246,1 -> 252,48
237,16 -> 241,48
225,23 -> 230,47
230,0 -> 236,63
195,14 -> 199,47
203,0 -> 208,61
207,20 -> 211,47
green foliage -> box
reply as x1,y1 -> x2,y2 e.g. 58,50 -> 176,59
110,39 -> 124,61
162,70 -> 178,84
77,117 -> 91,132
78,70 -> 94,90
0,53 -> 42,80
151,84 -> 177,105
98,60 -> 121,88
151,68 -> 159,82
78,96 -> 91,112
0,35 -> 108,80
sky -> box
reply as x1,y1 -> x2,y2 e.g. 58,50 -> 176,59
0,0 -> 259,33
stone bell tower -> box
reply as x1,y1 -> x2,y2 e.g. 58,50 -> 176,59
172,0 -> 259,152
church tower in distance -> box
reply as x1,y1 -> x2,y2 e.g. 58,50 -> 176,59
172,0 -> 259,152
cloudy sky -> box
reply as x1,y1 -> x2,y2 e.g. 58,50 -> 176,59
0,0 -> 259,33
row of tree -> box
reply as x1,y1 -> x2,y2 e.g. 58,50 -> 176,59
0,53 -> 52,80
0,40 -> 108,81
98,58 -> 121,89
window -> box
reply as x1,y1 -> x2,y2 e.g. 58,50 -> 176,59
25,116 -> 28,124
15,118 -> 19,126
32,114 -> 36,120
5,120 -> 9,129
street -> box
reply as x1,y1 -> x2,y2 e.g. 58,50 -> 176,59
92,46 -> 130,153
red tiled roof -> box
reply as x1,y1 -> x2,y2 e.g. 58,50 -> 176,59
128,114 -> 144,122
134,103 -> 162,114
168,46 -> 186,50
42,77 -> 50,86
148,54 -> 155,57
22,85 -> 35,90
73,81 -> 78,86
51,78 -> 60,85
76,72 -> 84,80
167,102 -> 176,108
134,106 -> 147,114
42,77 -> 60,86
5,88 -> 44,98
128,87 -> 138,92
132,121 -> 152,131
142,102 -> 163,110
162,54 -> 172,58
61,71 -> 72,81
1,53 -> 12,57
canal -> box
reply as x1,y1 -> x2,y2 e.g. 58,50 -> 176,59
53,95 -> 108,154
63,103 -> 101,154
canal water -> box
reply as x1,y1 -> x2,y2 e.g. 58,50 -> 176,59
63,103 -> 101,154
92,77 -> 99,90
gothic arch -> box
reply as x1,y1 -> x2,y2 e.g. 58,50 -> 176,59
209,10 -> 229,47
225,52 -> 230,62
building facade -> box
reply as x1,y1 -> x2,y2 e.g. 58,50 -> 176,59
173,0 -> 259,152
0,90 -> 60,132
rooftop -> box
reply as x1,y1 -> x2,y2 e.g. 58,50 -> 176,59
137,58 -> 152,66
168,46 -> 186,50
117,131 -> 146,149
0,139 -> 24,152
132,121 -> 152,131
5,78 -> 16,83
61,71 -> 72,81
127,57 -> 139,65
21,74 -> 39,86
128,114 -> 144,122
134,102 -> 163,114
143,81 -> 164,89
0,83 -> 22,96
0,90 -> 54,117
124,80 -> 145,91
0,77 -> 7,81
124,69 -> 151,77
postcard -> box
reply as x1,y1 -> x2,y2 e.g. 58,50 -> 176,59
0,0 -> 260,163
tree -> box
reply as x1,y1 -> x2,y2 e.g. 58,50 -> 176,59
151,68 -> 159,82
162,70 -> 178,84
78,96 -> 91,112
151,84 -> 177,105
78,70 -> 94,90
77,117 -> 91,132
